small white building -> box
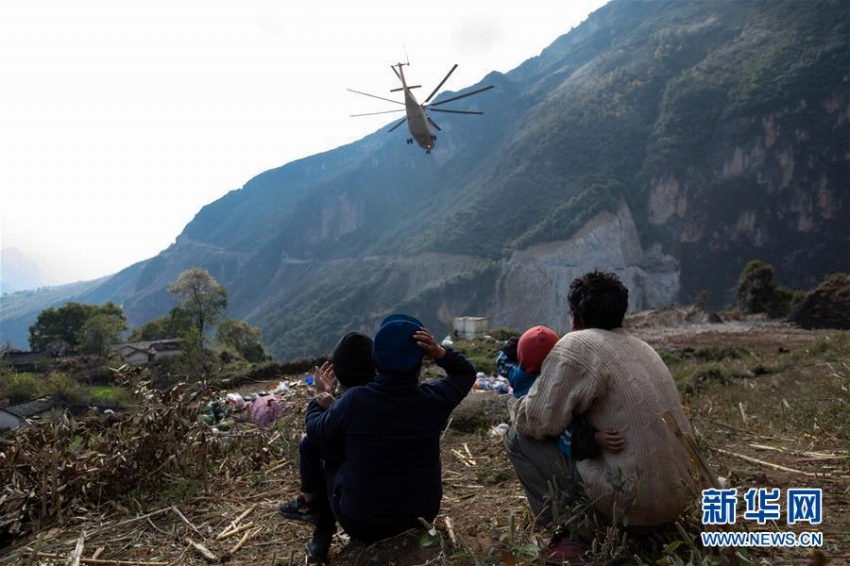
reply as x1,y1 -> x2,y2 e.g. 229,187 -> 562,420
451,317 -> 489,341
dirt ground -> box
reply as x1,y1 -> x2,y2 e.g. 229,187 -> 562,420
1,309 -> 848,565
628,309 -> 849,565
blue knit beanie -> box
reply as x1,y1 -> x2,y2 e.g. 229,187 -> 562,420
373,314 -> 425,374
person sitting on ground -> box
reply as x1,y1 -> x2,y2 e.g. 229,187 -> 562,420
277,332 -> 375,556
496,336 -> 519,381
506,325 -> 624,460
505,271 -> 697,560
302,314 -> 476,563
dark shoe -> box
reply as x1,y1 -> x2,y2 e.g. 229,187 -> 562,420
277,495 -> 319,524
545,526 -> 584,564
305,535 -> 332,564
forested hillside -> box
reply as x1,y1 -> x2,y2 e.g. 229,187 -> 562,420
2,0 -> 847,359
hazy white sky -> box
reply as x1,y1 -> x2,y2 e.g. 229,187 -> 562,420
1,0 -> 609,287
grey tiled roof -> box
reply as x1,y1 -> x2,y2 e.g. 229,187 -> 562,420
4,398 -> 55,418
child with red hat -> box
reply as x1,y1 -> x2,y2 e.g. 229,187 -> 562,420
509,325 -> 623,461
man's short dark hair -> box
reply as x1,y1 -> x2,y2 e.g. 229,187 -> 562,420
568,270 -> 629,330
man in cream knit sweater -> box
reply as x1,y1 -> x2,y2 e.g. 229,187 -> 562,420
506,270 -> 696,529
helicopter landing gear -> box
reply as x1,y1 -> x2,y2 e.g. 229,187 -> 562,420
426,150 -> 431,154
406,138 -> 413,145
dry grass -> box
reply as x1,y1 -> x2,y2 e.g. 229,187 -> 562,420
1,315 -> 848,565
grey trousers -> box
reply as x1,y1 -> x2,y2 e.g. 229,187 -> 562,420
504,424 -> 583,528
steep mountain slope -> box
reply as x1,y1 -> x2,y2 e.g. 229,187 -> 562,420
2,0 -> 847,358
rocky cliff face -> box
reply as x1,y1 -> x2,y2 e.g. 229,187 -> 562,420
656,91 -> 849,307
2,0 -> 846,358
494,202 -> 679,333
237,202 -> 680,356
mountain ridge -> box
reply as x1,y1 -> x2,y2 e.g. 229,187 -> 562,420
2,0 -> 847,357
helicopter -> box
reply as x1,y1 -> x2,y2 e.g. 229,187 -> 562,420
349,63 -> 494,154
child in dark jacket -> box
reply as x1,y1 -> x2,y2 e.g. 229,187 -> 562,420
305,314 -> 476,554
502,326 -> 623,459
277,331 -> 375,563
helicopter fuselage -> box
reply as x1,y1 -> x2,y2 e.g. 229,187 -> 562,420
396,64 -> 436,152
404,93 -> 435,151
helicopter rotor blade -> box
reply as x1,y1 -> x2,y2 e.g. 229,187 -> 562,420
428,108 -> 484,115
428,84 -> 494,108
347,88 -> 404,106
388,117 -> 408,133
350,109 -> 406,117
427,116 -> 442,132
424,63 -> 458,104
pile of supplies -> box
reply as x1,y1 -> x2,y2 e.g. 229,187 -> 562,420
198,380 -> 296,431
472,372 -> 511,394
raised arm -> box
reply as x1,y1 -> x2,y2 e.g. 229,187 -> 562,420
415,329 -> 476,406
305,390 -> 351,447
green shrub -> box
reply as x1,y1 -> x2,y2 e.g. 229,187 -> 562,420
693,345 -> 747,361
86,385 -> 135,410
0,372 -> 49,404
737,260 -> 804,318
45,372 -> 92,407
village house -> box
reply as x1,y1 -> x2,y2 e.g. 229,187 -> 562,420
1,340 -> 71,372
110,339 -> 183,366
0,398 -> 56,430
